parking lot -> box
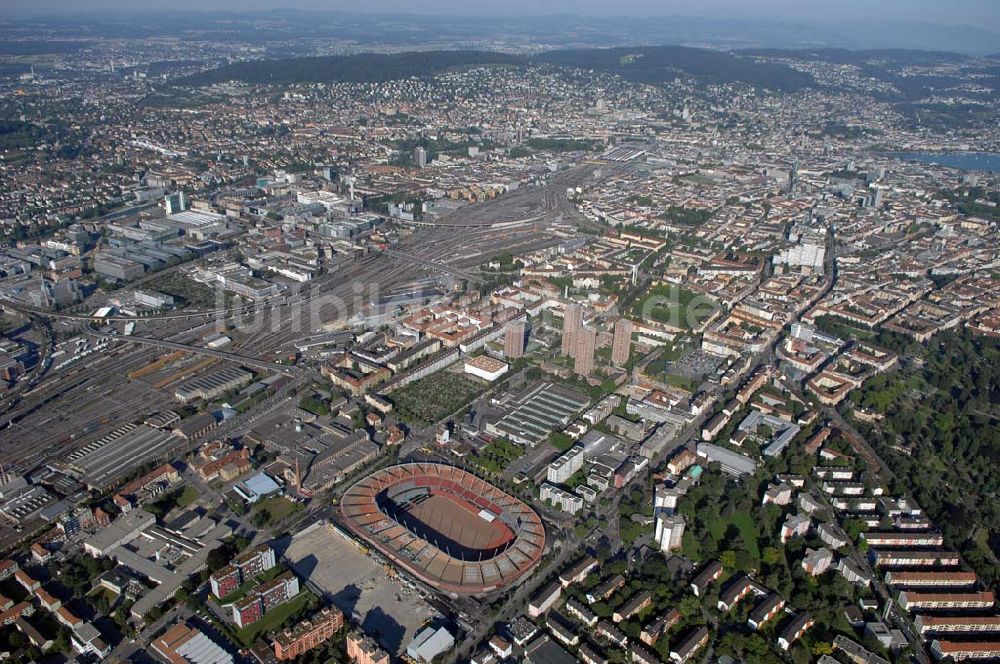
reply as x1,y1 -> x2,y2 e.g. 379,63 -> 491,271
668,348 -> 725,381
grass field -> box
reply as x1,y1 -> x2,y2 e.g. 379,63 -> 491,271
252,496 -> 301,527
469,437 -> 524,476
633,285 -> 716,329
144,483 -> 200,520
87,587 -> 119,604
815,315 -> 876,341
708,511 -> 761,561
389,371 -> 486,425
664,373 -> 696,391
678,173 -> 716,185
176,485 -> 199,508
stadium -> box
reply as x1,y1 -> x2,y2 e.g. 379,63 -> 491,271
339,463 -> 545,595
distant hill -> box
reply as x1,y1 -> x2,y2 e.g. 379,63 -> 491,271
178,50 -> 523,87
534,45 -> 815,92
741,48 -> 998,103
178,45 -> 816,92
738,48 -> 969,66
0,41 -> 90,56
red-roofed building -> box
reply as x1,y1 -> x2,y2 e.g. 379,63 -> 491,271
272,607 -> 344,660
930,639 -> 1000,662
31,543 -> 51,563
13,570 -> 39,593
0,559 -> 18,581
0,601 -> 33,627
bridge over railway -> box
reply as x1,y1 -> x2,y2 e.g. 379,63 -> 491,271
375,248 -> 484,284
1,299 -> 264,323
86,330 -> 297,375
395,212 -> 552,230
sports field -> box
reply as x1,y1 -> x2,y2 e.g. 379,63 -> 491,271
404,493 -> 514,550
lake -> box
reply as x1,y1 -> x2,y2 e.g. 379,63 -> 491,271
882,151 -> 1000,172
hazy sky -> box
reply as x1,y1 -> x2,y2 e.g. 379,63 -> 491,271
5,0 -> 1000,30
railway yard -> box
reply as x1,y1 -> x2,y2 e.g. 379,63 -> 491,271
0,163 -> 614,489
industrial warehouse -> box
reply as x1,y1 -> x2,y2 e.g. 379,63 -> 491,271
174,366 -> 255,403
485,382 -> 590,446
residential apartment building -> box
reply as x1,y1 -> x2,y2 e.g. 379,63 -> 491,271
611,318 -> 633,366
915,615 -> 1000,637
273,607 -> 344,660
930,640 -> 1000,662
561,303 -> 581,357
861,531 -> 944,548
232,572 -> 300,628
528,582 -> 561,618
540,482 -> 583,515
547,446 -> 585,484
346,631 -> 390,664
574,326 -> 596,376
870,550 -> 961,567
654,514 -> 685,553
210,544 -> 277,599
748,594 -> 786,630
898,591 -> 995,611
505,320 -> 526,359
669,627 -> 710,664
884,570 -> 978,589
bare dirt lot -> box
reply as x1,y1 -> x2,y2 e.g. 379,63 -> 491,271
280,520 -> 440,655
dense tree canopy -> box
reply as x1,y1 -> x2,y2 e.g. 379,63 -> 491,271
850,330 -> 1000,586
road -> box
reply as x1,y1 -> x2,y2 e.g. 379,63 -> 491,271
455,532 -> 585,661
824,408 -> 896,483
110,603 -> 191,663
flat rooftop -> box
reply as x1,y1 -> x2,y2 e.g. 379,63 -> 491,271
66,423 -> 179,488
491,382 -> 590,445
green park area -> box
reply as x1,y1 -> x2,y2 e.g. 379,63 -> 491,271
814,315 -> 875,341
176,485 -> 199,507
664,373 -> 697,391
468,437 -> 523,477
144,484 -> 199,520
632,284 -> 716,329
389,371 -> 486,425
707,510 -> 761,562
251,495 -> 302,528
548,431 -> 576,452
657,205 -> 714,226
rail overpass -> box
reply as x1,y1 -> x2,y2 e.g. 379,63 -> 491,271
87,330 -> 296,375
377,248 -> 483,284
